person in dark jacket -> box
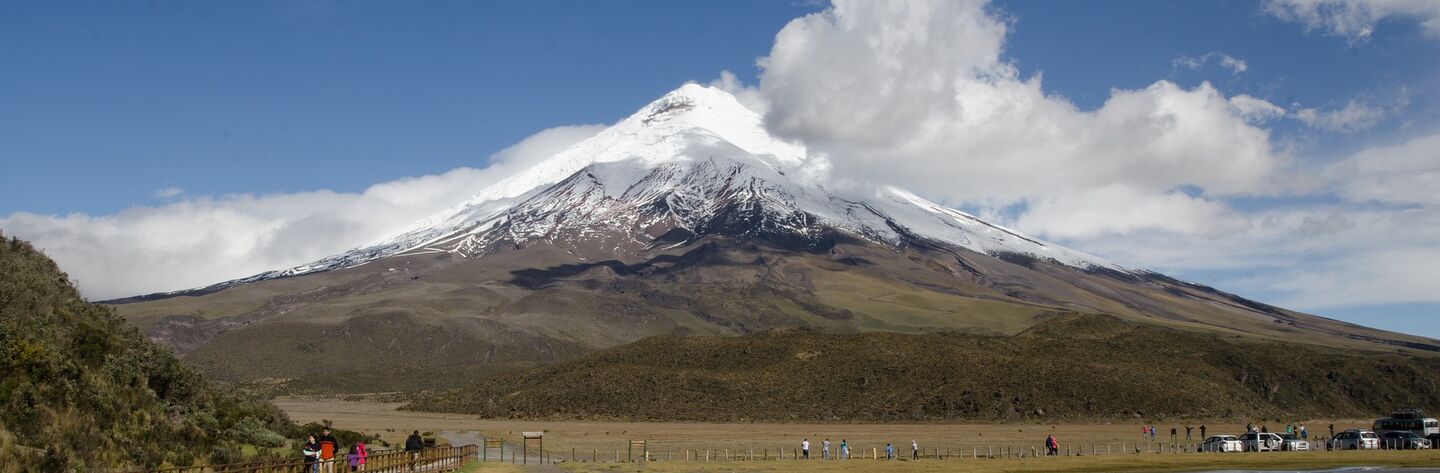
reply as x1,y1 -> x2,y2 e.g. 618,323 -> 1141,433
405,431 -> 424,470
302,435 -> 321,472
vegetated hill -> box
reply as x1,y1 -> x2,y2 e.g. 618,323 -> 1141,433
0,235 -> 296,471
108,84 -> 1440,393
403,314 -> 1440,422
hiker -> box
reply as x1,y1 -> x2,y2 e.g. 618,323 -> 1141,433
911,440 -> 919,460
302,435 -> 321,473
840,439 -> 849,459
885,443 -> 895,460
1151,425 -> 1157,441
802,439 -> 810,459
1261,425 -> 1269,433
405,430 -> 424,470
822,439 -> 831,459
1141,425 -> 1149,439
1185,425 -> 1193,440
1300,425 -> 1309,440
346,448 -> 360,472
318,428 -> 339,473
1200,425 -> 1207,439
1329,424 -> 1335,438
1046,435 -> 1059,456
354,438 -> 368,472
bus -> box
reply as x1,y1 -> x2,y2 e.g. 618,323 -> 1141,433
1373,410 -> 1440,436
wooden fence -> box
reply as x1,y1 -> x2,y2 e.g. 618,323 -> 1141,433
117,445 -> 478,473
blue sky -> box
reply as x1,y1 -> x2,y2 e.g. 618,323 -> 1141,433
2,0 -> 1438,338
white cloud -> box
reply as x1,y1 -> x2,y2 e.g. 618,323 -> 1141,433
1173,52 -> 1249,76
154,187 -> 185,199
1014,185 -> 1250,240
0,124 -> 603,300
1229,95 -> 1288,123
1325,132 -> 1440,205
1294,99 -> 1388,132
754,0 -> 1286,232
1048,133 -> 1440,310
1265,0 -> 1440,39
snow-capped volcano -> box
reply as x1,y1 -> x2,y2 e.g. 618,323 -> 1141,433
255,84 -> 1123,283
113,84 -> 1440,383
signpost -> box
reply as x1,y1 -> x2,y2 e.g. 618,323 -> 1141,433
483,437 -> 504,462
523,432 -> 544,465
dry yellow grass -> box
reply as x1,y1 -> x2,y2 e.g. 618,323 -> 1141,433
278,398 -> 1380,462
543,450 -> 1440,473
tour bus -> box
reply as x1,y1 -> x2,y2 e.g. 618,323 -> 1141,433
1373,410 -> 1440,436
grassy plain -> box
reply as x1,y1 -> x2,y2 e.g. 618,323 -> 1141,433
539,450 -> 1440,473
278,398 -> 1386,459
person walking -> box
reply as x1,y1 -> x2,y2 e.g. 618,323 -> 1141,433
346,448 -> 359,472
885,443 -> 895,460
1142,425 -> 1149,440
911,440 -> 919,460
317,428 -> 339,473
302,435 -> 321,473
822,439 -> 831,459
405,430 -> 424,471
840,439 -> 849,459
1170,427 -> 1177,445
1185,425 -> 1193,441
1301,425 -> 1309,440
1200,425 -> 1207,439
802,439 -> 810,459
1046,434 -> 1059,456
354,439 -> 367,472
1329,424 -> 1335,439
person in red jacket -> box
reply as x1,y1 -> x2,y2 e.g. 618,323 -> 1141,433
317,428 -> 340,473
1046,434 -> 1059,456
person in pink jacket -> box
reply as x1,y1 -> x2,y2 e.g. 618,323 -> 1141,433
353,440 -> 368,471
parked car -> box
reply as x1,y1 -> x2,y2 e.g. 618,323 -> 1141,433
1199,435 -> 1243,453
1278,433 -> 1311,451
1379,431 -> 1431,450
1329,429 -> 1380,450
1239,432 -> 1284,452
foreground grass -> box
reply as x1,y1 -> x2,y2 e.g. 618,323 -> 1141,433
546,450 -> 1440,473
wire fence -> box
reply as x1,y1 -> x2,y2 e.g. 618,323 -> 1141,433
481,435 -> 1433,464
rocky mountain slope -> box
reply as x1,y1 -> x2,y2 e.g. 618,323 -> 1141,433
108,85 -> 1440,392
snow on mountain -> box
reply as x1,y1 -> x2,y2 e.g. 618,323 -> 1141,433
215,84 -> 1127,289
